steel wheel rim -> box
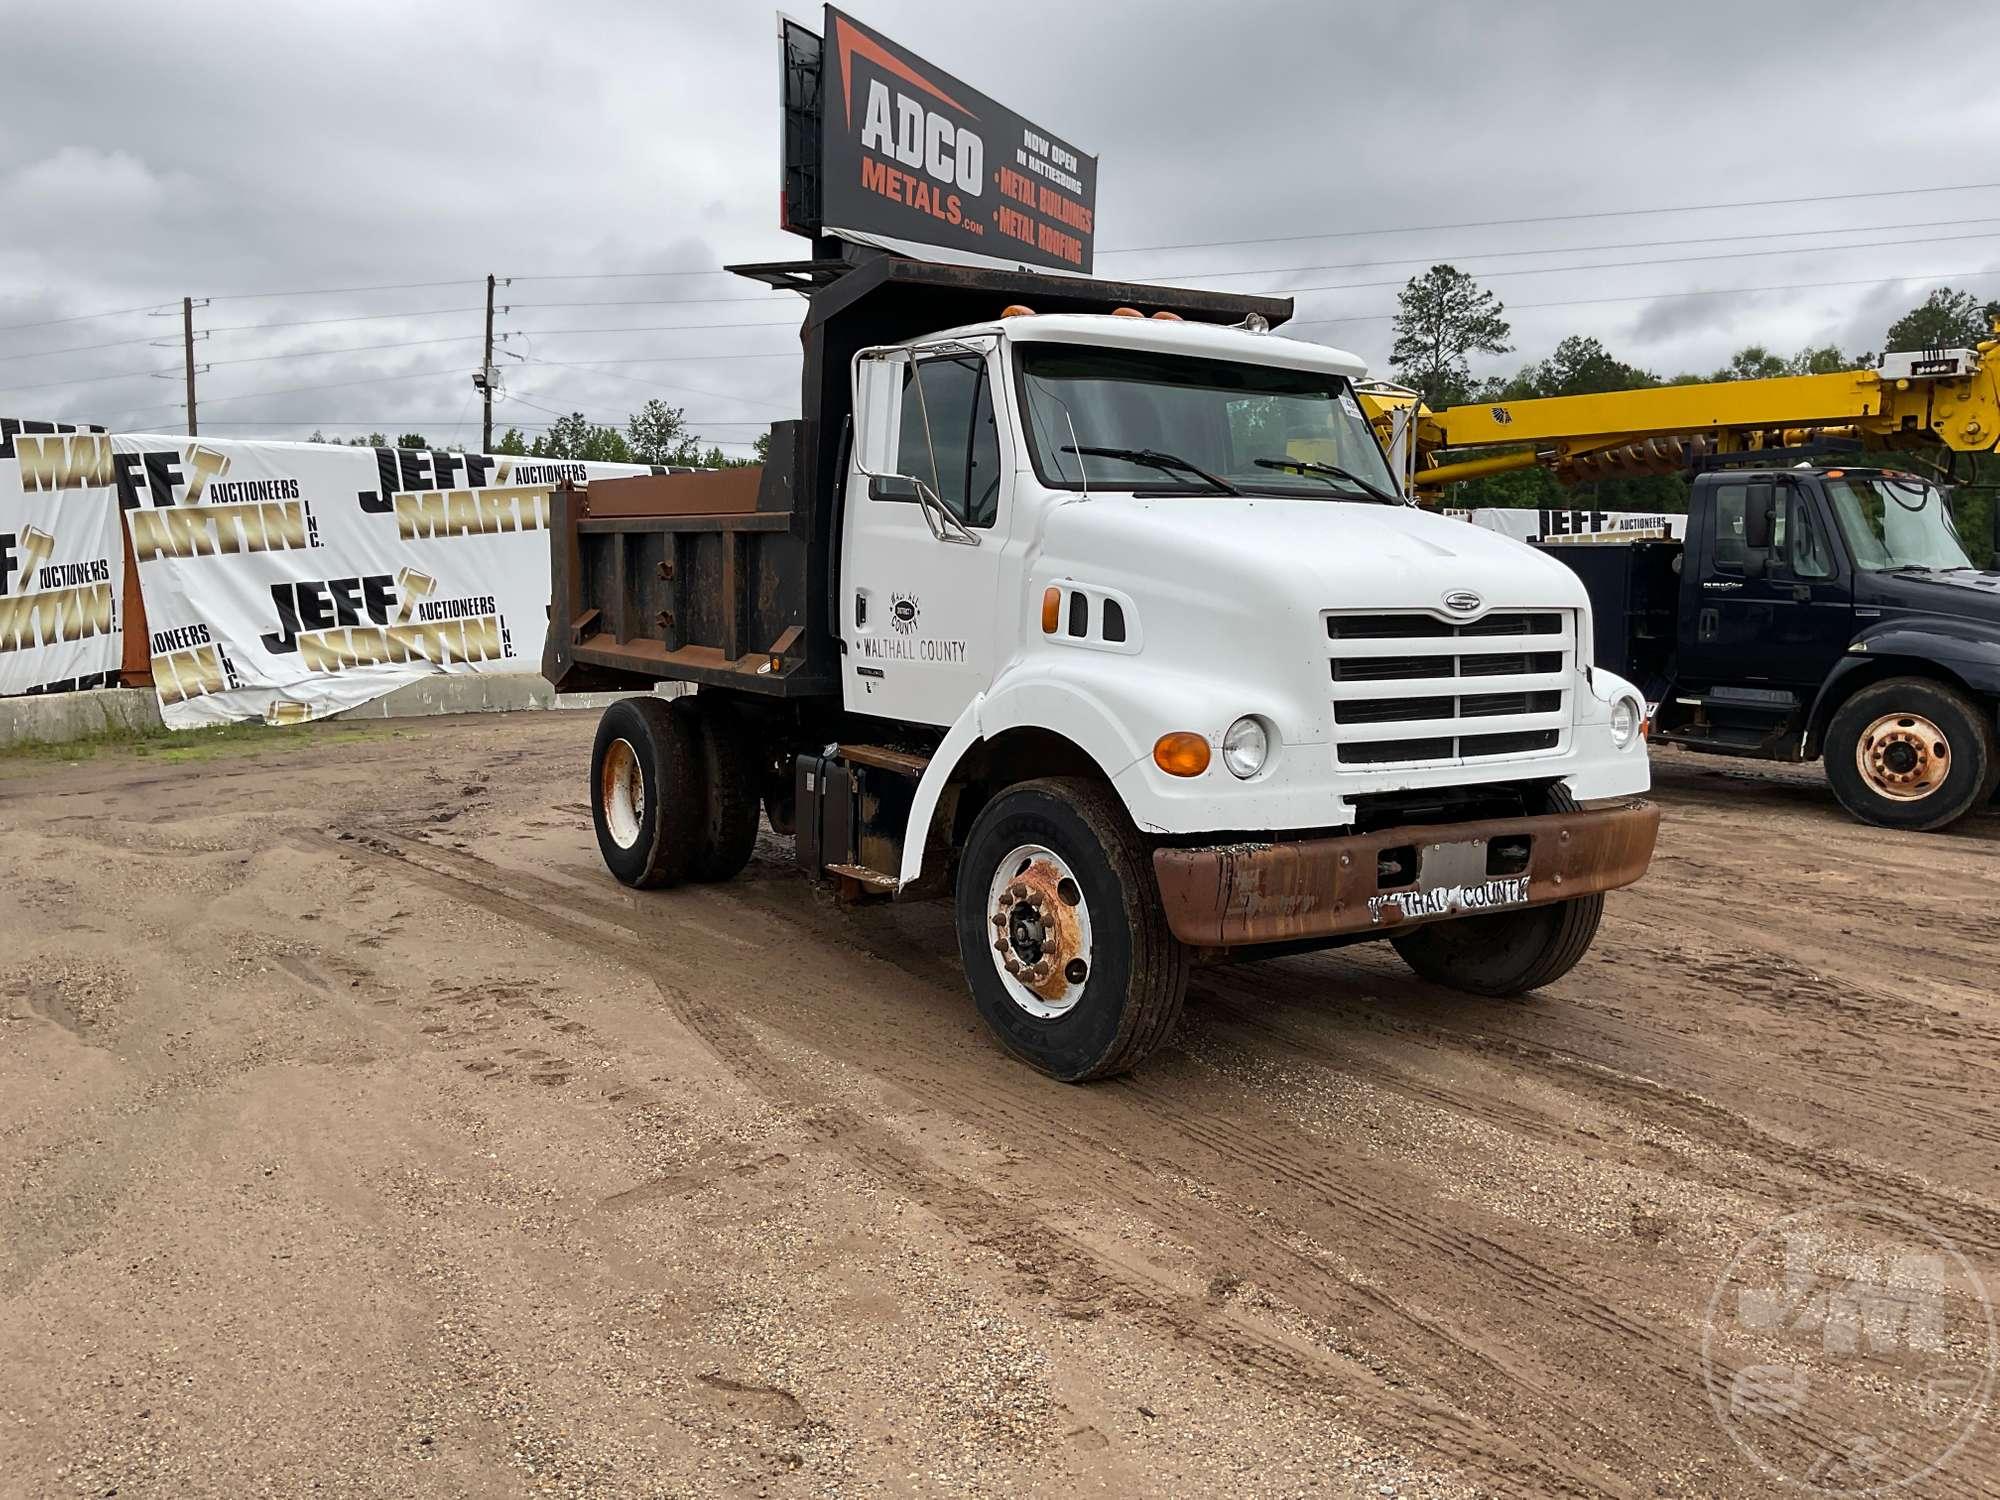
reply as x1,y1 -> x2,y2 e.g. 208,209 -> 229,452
601,737 -> 645,847
1856,711 -> 1950,802
986,844 -> 1092,1019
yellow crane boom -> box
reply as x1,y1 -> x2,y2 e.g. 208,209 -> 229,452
1361,336 -> 2000,493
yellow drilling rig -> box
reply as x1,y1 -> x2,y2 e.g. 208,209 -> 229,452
1359,334 -> 2000,494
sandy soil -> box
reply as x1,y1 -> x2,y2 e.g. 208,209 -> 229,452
2,715 -> 1996,1499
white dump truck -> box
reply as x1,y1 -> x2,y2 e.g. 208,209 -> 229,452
545,256 -> 1659,1080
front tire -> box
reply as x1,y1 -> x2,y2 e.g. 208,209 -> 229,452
1824,677 -> 1998,832
954,778 -> 1188,1082
1390,894 -> 1604,997
1390,780 -> 1602,997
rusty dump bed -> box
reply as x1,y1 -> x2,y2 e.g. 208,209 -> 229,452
542,420 -> 841,699
1152,800 -> 1660,949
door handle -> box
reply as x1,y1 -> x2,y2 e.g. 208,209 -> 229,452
1792,584 -> 1811,603
854,591 -> 867,627
1698,607 -> 1719,642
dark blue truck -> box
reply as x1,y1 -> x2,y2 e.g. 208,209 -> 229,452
1546,461 -> 2000,831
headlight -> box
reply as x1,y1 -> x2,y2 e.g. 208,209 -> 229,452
1222,716 -> 1270,778
1610,697 -> 1641,749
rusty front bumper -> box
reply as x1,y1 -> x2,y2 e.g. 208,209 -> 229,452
1152,800 -> 1660,949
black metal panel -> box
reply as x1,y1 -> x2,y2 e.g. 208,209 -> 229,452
794,752 -> 830,872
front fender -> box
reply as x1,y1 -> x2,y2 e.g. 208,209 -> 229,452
1806,624 -> 2000,753
896,656 -> 1324,885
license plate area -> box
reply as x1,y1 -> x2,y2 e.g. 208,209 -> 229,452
1366,835 -> 1534,925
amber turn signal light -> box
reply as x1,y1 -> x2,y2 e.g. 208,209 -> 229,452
1041,586 -> 1062,633
1001,304 -> 1036,318
1153,732 -> 1211,777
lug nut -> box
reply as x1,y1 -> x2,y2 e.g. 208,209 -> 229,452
1009,881 -> 1030,900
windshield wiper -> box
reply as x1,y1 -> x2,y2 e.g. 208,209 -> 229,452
1062,444 -> 1241,496
1253,456 -> 1402,506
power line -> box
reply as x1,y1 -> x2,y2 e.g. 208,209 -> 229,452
200,334 -> 482,370
506,268 -> 746,283
203,278 -> 477,302
0,362 -> 176,396
502,319 -> 799,337
516,357 -> 795,409
0,331 -> 176,365
0,301 -> 173,335
1225,230 -> 2000,302
1096,178 -> 2000,258
1140,216 -> 2000,287
1286,266 -> 2000,332
107,364 -> 473,421
203,306 -> 485,336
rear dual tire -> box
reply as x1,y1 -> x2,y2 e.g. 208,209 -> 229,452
591,694 -> 759,888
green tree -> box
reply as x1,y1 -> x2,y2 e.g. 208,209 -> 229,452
540,411 -> 632,463
1390,265 -> 1512,409
1884,288 -> 2000,352
395,432 -> 430,451
1711,346 -> 1790,383
1508,335 -> 1658,399
1788,343 -> 1850,376
492,426 -> 529,456
752,428 -> 772,465
624,399 -> 702,465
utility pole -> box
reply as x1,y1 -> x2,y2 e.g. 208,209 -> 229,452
183,296 -> 198,436
482,273 -> 496,452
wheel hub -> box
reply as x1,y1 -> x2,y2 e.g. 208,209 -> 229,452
986,845 -> 1092,1019
601,737 -> 644,848
1856,712 -> 1950,802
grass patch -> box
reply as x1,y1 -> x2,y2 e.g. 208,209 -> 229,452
1,716 -> 413,772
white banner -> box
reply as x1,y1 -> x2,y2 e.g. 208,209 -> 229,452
116,436 -> 652,726
1448,506 -> 1688,543
0,419 -> 125,697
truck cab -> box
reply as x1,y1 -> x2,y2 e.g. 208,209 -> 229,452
546,257 -> 1659,1080
1583,462 -> 2000,829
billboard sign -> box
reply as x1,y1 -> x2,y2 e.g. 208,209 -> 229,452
794,7 -> 1099,274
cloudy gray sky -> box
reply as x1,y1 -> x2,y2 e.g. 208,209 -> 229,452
3,0 -> 1997,453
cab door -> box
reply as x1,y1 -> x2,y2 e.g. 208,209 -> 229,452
1686,477 -> 1854,690
841,340 -> 1007,727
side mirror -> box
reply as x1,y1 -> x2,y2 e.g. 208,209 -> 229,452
852,352 -> 906,475
1745,481 -> 1777,550
868,474 -> 919,502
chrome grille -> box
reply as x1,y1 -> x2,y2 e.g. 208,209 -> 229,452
1325,610 -> 1573,766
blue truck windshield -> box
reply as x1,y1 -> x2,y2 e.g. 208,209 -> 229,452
1825,475 -> 1974,571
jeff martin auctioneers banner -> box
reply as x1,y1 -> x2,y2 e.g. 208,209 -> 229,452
113,435 -> 650,727
0,419 -> 125,698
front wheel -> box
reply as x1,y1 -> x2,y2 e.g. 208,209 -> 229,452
1823,677 -> 1998,832
953,778 -> 1188,1082
1391,894 -> 1604,998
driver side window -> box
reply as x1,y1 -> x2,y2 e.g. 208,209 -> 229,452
893,355 -> 1000,529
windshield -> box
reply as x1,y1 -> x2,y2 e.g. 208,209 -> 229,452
1017,344 -> 1399,499
1824,474 -> 1974,571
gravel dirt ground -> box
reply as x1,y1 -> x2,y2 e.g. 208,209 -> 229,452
2,713 -> 1996,1500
